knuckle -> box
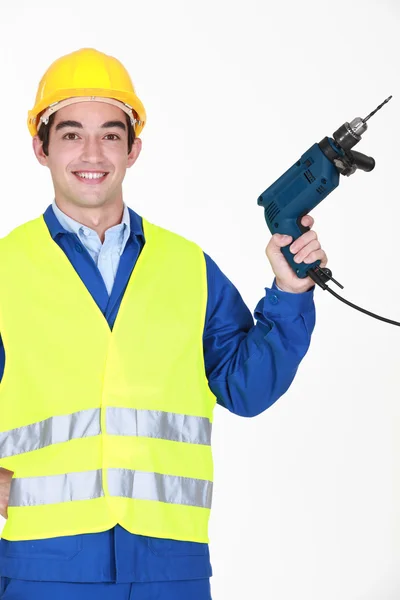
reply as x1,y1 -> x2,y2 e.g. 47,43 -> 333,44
270,235 -> 279,246
296,249 -> 305,258
305,251 -> 319,263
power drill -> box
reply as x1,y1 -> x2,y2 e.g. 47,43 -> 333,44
257,96 -> 399,327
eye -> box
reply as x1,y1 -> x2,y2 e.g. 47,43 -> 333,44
63,133 -> 80,140
104,134 -> 121,141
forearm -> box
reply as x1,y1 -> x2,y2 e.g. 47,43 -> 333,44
207,284 -> 315,417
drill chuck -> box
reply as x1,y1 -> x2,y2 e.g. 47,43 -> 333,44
332,96 -> 392,152
333,117 -> 367,151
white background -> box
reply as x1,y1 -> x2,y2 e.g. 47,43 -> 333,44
1,0 -> 399,598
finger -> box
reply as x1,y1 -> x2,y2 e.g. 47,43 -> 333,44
319,252 -> 328,268
303,249 -> 327,265
0,467 -> 14,481
293,240 -> 321,264
267,234 -> 293,251
301,215 -> 314,229
290,230 -> 318,254
0,502 -> 8,519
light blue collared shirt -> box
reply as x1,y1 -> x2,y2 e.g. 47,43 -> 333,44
52,200 -> 131,295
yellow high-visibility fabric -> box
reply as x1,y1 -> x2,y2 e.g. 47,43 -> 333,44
0,215 -> 216,542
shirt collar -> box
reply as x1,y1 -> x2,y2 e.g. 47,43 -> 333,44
43,201 -> 144,243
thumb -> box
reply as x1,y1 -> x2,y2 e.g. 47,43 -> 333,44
270,234 -> 293,249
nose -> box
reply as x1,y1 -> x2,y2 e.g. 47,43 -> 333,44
80,135 -> 104,164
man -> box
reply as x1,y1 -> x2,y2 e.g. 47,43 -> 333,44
0,48 -> 327,600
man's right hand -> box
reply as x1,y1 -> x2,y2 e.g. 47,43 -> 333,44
0,467 -> 13,519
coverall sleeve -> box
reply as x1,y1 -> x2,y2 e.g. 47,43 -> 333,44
203,253 -> 315,417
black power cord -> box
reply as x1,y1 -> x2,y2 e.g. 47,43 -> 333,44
307,267 -> 400,327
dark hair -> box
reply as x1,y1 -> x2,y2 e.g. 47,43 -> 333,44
38,111 -> 135,156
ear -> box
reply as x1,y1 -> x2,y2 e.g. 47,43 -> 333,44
32,135 -> 48,166
127,137 -> 142,169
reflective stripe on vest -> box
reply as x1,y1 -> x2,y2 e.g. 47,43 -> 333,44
0,407 -> 212,460
106,407 -> 212,446
9,469 -> 213,509
0,408 -> 101,459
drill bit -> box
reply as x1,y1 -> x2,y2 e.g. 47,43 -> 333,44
363,95 -> 393,123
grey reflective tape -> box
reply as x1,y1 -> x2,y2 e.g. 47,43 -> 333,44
0,408 -> 101,459
106,407 -> 212,446
7,468 -> 212,509
8,469 -> 104,507
108,468 -> 213,509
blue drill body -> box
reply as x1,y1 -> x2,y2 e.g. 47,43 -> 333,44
257,141 -> 341,278
257,98 -> 392,279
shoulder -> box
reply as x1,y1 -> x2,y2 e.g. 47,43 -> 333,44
142,218 -> 204,253
0,216 -> 43,249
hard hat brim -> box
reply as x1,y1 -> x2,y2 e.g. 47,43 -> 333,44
28,88 -> 146,137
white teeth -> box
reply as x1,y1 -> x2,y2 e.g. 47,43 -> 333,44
75,172 -> 106,179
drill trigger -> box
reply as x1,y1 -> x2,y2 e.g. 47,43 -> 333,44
296,213 -> 311,235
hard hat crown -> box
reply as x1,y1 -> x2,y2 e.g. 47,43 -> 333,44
28,48 -> 146,137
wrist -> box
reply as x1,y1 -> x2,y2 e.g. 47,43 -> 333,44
275,278 -> 314,294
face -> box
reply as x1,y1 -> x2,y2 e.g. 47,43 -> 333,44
32,101 -> 142,210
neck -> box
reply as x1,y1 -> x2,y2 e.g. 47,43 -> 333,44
54,197 -> 124,243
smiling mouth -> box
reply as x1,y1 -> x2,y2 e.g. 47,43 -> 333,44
72,171 -> 109,184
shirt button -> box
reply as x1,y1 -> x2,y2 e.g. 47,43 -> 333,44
269,294 -> 279,305
75,244 -> 83,253
83,229 -> 91,236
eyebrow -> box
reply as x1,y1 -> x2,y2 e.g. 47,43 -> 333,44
101,120 -> 126,131
55,120 -> 83,131
55,120 -> 127,131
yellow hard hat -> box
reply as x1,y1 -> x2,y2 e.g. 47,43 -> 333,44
27,48 -> 146,137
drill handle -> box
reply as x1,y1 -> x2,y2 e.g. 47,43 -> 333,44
281,245 -> 320,279
278,216 -> 321,279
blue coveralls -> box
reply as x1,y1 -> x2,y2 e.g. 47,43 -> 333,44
0,203 -> 315,599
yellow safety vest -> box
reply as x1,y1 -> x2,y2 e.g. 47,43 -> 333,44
0,215 -> 216,542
